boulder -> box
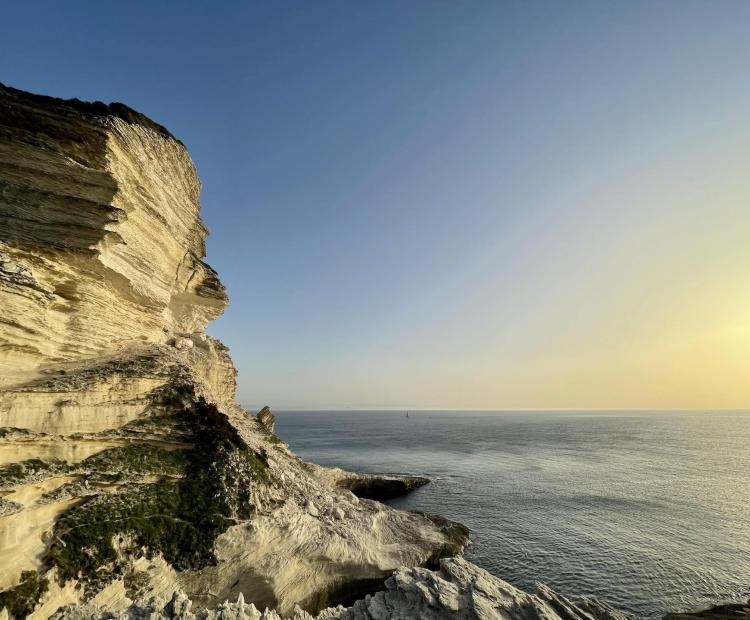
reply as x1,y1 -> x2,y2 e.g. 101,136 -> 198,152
255,406 -> 275,433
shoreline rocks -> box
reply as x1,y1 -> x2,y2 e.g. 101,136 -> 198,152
47,558 -> 629,620
335,472 -> 430,501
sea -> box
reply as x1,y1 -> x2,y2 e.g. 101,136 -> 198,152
274,410 -> 750,620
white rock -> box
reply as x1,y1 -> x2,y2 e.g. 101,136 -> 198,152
306,501 -> 320,517
173,337 -> 195,350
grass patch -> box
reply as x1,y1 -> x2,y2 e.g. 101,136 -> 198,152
81,444 -> 189,477
0,571 -> 49,619
123,569 -> 150,599
47,383 -> 269,588
49,478 -> 231,581
0,458 -> 68,488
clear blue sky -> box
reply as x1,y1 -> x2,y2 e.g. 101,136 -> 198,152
2,2 -> 749,409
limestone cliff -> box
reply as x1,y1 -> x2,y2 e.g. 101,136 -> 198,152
0,84 -> 625,620
0,84 -> 227,389
0,84 -> 472,619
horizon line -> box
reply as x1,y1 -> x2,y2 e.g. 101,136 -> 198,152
241,406 -> 750,413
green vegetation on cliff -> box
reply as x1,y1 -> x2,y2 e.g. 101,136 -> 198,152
0,571 -> 49,619
0,458 -> 68,488
81,444 -> 189,478
46,383 -> 269,587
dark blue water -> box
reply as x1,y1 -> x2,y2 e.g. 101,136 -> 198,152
275,411 -> 750,619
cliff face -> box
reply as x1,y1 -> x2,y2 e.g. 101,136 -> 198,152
0,85 -> 470,620
0,84 -> 227,388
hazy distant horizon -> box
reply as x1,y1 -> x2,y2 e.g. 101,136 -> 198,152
4,2 -> 748,410
247,407 -> 750,415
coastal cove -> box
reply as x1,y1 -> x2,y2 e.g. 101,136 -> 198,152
275,410 -> 750,620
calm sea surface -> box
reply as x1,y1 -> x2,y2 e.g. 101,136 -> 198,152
274,411 -> 750,619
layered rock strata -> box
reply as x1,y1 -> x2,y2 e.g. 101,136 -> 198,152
0,84 -> 226,388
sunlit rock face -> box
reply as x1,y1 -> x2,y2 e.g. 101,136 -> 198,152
0,85 -> 472,620
0,84 -> 227,387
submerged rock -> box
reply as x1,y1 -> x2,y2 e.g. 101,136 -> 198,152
664,601 -> 750,619
336,472 -> 430,501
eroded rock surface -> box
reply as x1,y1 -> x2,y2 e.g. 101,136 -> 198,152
0,83 -> 227,388
254,407 -> 275,434
47,558 -> 628,620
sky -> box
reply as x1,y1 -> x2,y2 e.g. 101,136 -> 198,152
1,2 -> 748,410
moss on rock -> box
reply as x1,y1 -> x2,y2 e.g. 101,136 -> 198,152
46,382 -> 269,588
0,458 -> 68,489
0,571 -> 49,619
81,444 -> 189,477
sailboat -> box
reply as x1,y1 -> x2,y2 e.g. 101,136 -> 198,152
406,411 -> 409,418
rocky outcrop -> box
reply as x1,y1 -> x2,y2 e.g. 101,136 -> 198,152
0,83 -> 227,389
664,602 -> 750,619
46,558 -> 627,620
0,85 -> 473,620
335,472 -> 430,501
254,407 -> 275,434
